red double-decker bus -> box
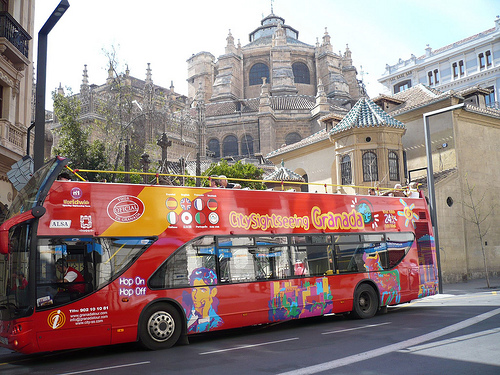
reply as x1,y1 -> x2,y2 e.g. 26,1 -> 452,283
0,157 -> 438,354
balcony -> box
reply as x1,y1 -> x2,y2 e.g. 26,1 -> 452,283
0,12 -> 31,71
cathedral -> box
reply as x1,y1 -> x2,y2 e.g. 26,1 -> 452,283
188,11 -> 366,159
49,11 -> 365,173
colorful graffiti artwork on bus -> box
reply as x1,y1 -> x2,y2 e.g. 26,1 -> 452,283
417,234 -> 439,298
180,267 -> 223,333
351,197 -> 380,229
397,198 -> 419,228
363,252 -> 401,305
268,278 -> 333,321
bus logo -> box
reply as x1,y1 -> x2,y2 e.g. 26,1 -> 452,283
71,187 -> 83,200
107,195 -> 145,223
47,310 -> 66,329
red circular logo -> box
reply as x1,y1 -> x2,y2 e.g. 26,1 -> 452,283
107,195 -> 144,223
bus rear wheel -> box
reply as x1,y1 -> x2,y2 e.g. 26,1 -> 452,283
352,284 -> 378,319
139,303 -> 181,350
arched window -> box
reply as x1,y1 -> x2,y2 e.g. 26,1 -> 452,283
249,63 -> 269,86
222,135 -> 238,157
341,155 -> 352,185
285,132 -> 301,145
388,151 -> 399,181
240,134 -> 254,156
362,151 -> 378,182
208,138 -> 220,158
292,62 -> 310,84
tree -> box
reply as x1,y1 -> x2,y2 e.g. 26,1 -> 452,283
461,174 -> 495,288
52,91 -> 109,181
203,160 -> 265,190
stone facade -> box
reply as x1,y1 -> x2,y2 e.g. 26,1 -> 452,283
187,12 -> 365,159
0,1 -> 34,217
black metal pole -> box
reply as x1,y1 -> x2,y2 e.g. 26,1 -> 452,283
33,0 -> 70,171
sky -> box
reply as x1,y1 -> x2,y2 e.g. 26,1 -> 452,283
34,0 -> 499,106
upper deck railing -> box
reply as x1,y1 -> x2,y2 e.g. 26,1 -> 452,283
66,165 -> 419,197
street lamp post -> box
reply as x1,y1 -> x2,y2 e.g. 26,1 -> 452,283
423,102 -> 464,294
34,0 -> 70,171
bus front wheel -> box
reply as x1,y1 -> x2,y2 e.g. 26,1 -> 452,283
139,303 -> 181,350
352,284 -> 378,319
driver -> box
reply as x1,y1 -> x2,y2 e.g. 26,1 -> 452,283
56,258 -> 85,294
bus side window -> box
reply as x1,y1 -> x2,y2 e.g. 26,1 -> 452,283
149,236 -> 215,289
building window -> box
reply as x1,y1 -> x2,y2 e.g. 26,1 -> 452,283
340,154 -> 352,185
427,71 -> 434,86
479,52 -> 485,69
459,60 -> 465,76
292,62 -> 310,84
485,86 -> 495,108
452,62 -> 458,78
222,135 -> 238,157
362,151 -> 378,182
434,69 -> 439,85
486,50 -> 492,67
388,151 -> 400,181
240,134 -> 254,156
249,63 -> 269,86
285,132 -> 301,145
394,80 -> 411,93
208,138 -> 220,158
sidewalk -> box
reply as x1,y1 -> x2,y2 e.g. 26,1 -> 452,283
442,276 -> 500,295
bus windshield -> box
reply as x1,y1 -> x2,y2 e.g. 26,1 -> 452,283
6,158 -> 62,221
0,223 -> 33,321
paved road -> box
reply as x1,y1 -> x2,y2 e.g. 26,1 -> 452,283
1,280 -> 499,374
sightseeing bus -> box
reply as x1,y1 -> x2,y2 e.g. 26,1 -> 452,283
0,157 -> 438,354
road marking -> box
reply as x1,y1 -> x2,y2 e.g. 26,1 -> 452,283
57,361 -> 150,375
199,337 -> 299,355
322,322 -> 391,335
399,327 -> 500,353
276,307 -> 500,375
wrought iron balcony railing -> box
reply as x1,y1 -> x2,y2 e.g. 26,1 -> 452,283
0,11 -> 31,58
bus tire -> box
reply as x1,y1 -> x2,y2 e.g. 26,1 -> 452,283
139,303 -> 181,350
352,284 -> 378,319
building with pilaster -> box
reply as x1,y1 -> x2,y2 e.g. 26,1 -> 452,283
0,1 -> 34,218
378,16 -> 500,109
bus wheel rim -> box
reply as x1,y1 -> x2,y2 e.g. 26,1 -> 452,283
148,311 -> 175,342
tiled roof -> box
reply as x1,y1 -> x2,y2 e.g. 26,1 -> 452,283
386,84 -> 448,116
266,129 -> 330,158
383,84 -> 500,119
412,168 -> 457,189
244,36 -> 313,48
205,95 -> 348,117
329,97 -> 405,135
264,161 -> 305,182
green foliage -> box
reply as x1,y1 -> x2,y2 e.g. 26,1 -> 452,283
203,160 -> 265,190
52,91 -> 110,181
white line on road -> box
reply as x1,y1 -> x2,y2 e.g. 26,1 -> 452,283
199,337 -> 299,355
57,361 -> 151,375
276,307 -> 500,375
322,322 -> 391,335
399,327 -> 500,353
